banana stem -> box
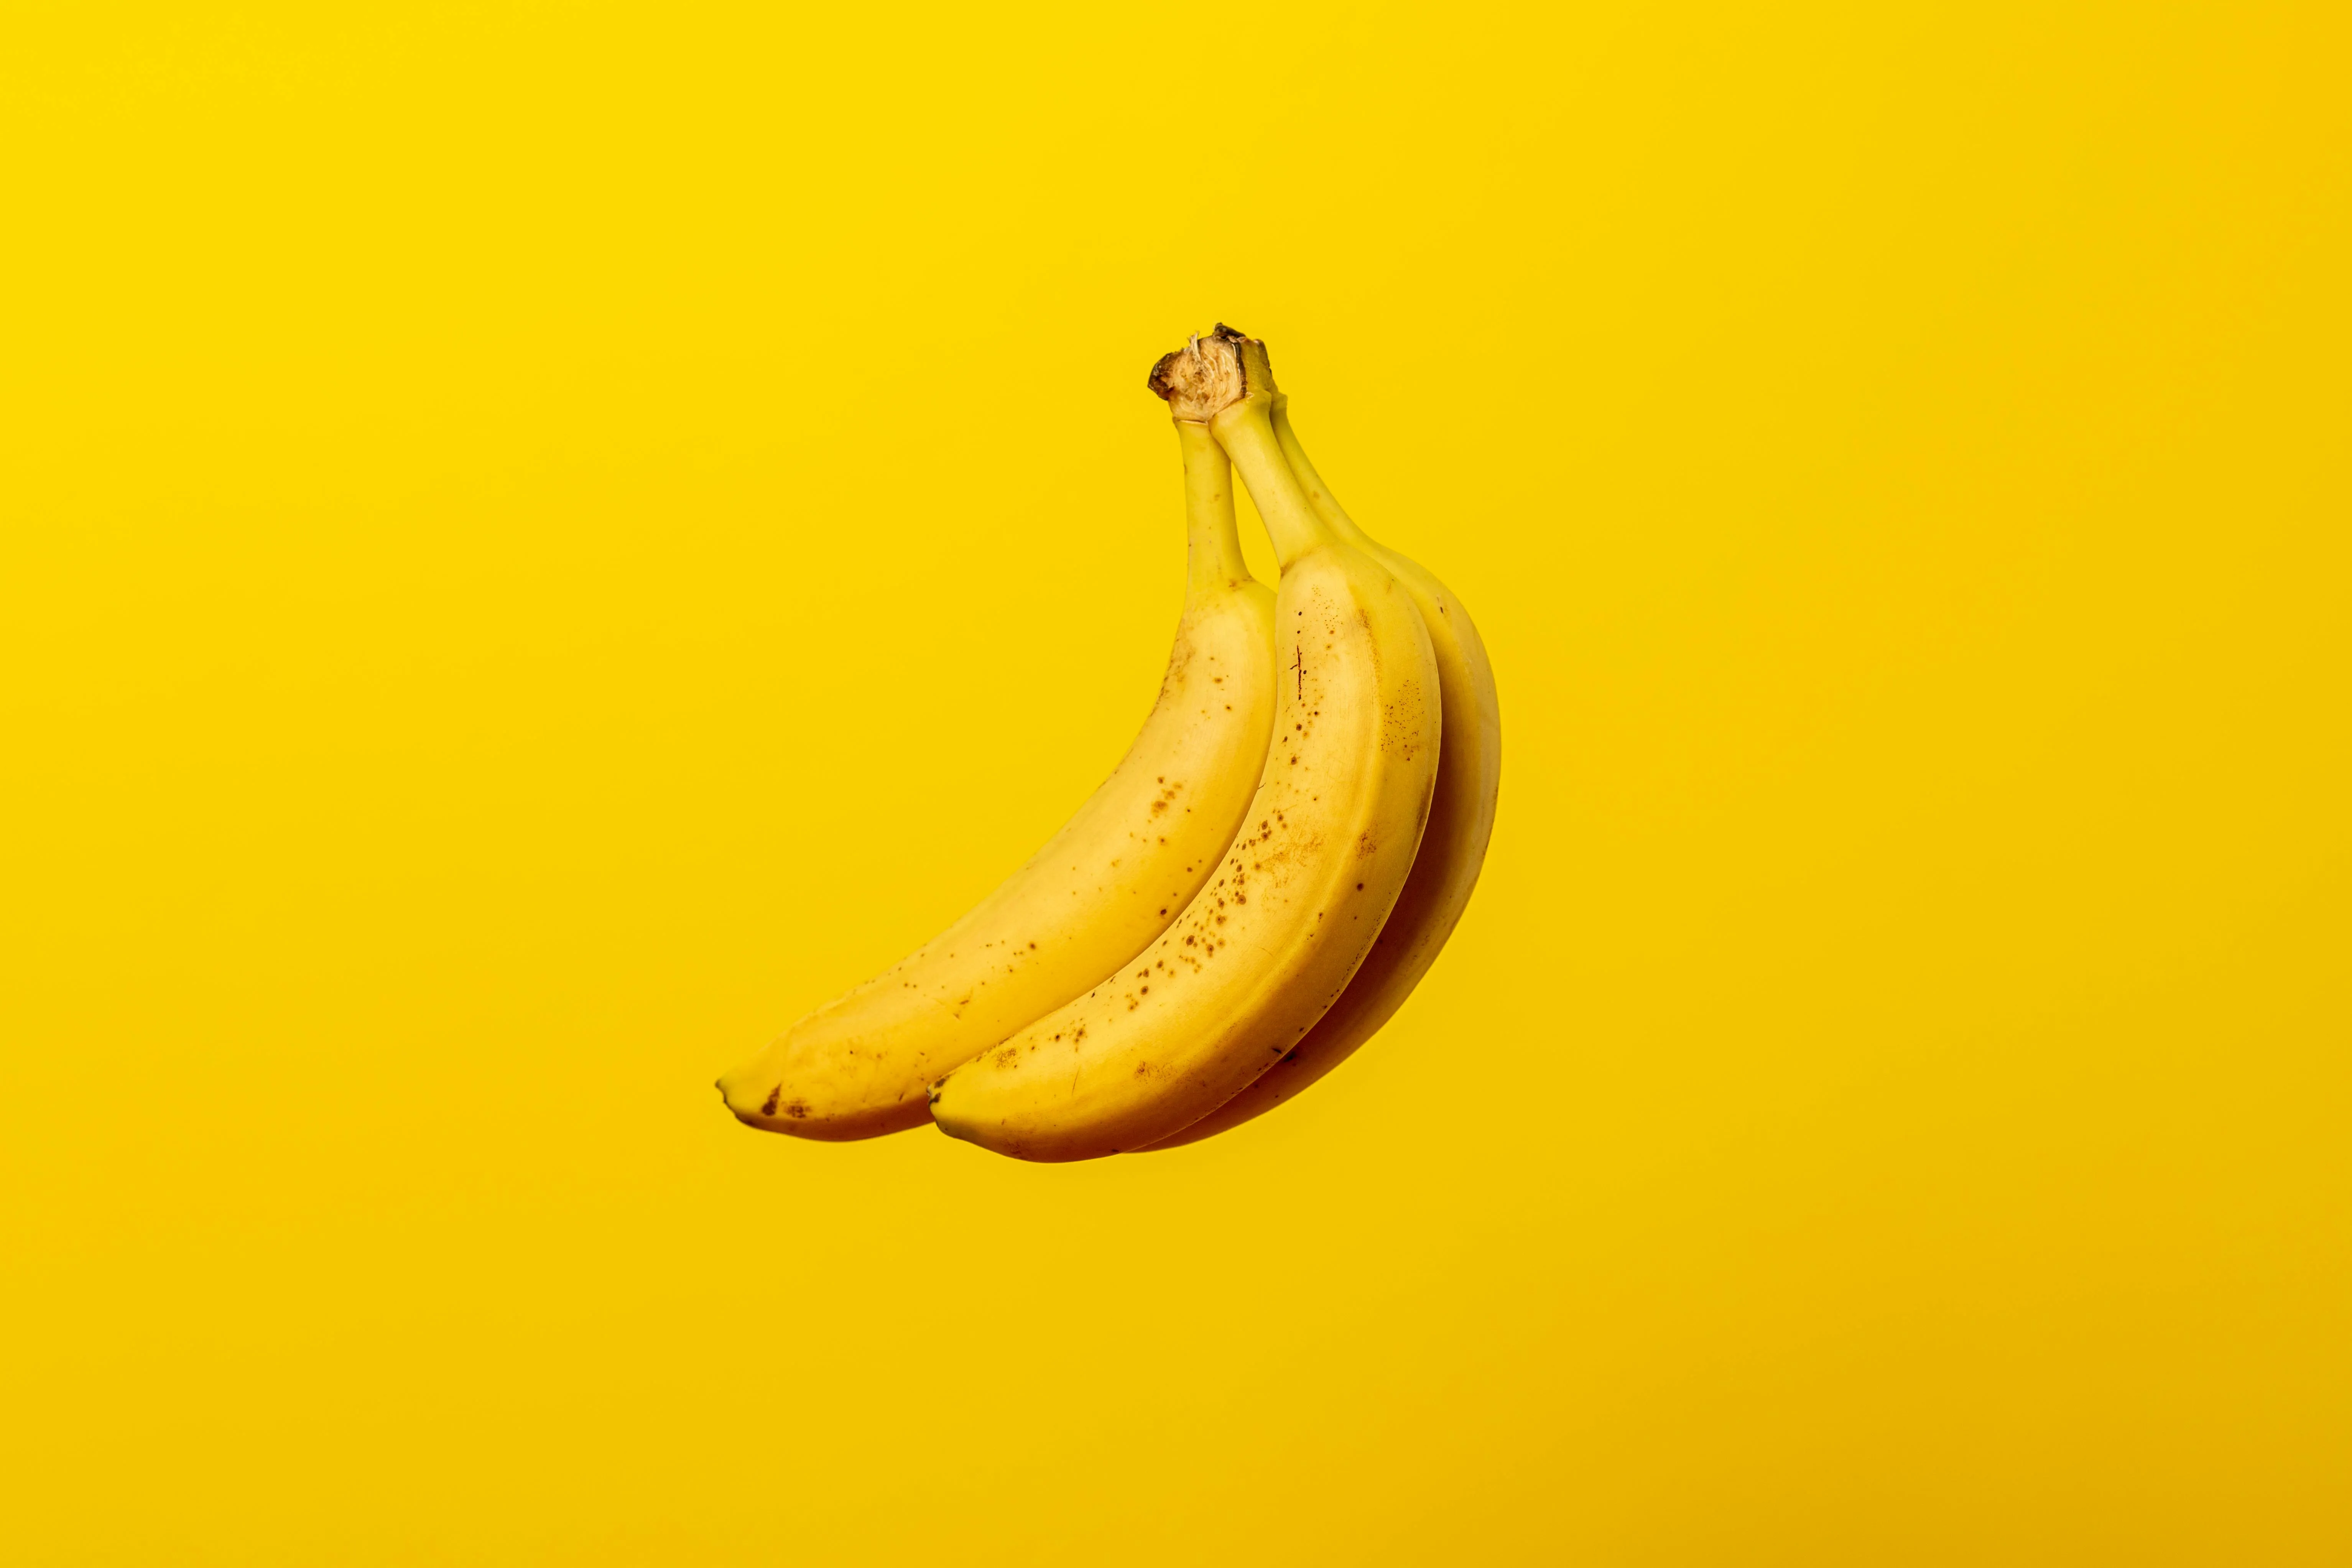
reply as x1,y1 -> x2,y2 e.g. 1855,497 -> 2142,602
1147,323 -> 1331,571
1270,395 -> 1375,550
1212,398 -> 1331,569
1177,418 -> 1251,595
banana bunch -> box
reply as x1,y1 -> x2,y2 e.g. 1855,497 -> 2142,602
718,325 -> 1499,1160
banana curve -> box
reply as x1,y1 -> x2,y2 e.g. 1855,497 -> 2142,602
716,421 -> 1276,1139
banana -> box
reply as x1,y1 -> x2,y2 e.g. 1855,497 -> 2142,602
1144,376 -> 1501,1148
928,327 -> 1441,1160
716,418 -> 1275,1140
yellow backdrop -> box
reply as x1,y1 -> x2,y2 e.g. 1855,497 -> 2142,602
5,2 -> 2346,1562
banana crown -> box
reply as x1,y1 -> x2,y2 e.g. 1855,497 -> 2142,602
1148,323 -> 1271,423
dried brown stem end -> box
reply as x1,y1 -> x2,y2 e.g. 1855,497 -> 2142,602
1147,322 -> 1277,421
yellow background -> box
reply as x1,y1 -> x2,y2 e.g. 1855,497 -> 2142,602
4,2 -> 2347,1561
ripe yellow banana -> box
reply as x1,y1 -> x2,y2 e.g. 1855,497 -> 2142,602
716,419 -> 1275,1139
928,328 -> 1441,1160
1145,378 -> 1501,1148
